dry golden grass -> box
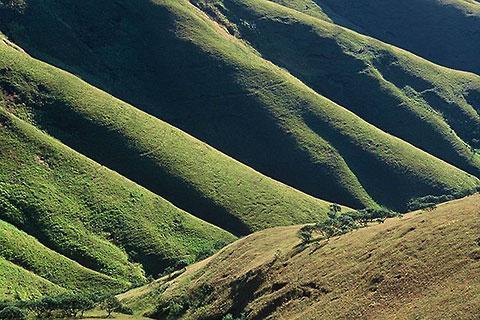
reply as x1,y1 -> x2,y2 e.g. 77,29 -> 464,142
124,194 -> 480,319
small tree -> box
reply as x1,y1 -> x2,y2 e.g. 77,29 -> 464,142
102,296 -> 122,318
297,225 -> 315,244
0,306 -> 26,320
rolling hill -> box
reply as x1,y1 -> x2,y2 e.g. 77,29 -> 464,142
0,106 -> 236,296
120,194 -> 480,320
0,1 -> 479,211
270,0 -> 480,76
196,0 -> 480,179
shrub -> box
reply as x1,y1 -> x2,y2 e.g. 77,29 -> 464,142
297,225 -> 315,244
223,313 -> 246,320
101,296 -> 122,317
0,306 -> 26,320
297,206 -> 399,243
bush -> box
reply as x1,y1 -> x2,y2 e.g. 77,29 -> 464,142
297,225 -> 315,244
297,205 -> 399,243
407,187 -> 480,211
0,306 -> 26,320
101,296 -> 122,317
222,313 -> 246,320
25,293 -> 95,318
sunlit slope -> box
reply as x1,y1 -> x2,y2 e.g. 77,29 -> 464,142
0,108 -> 235,282
193,0 -> 480,178
271,0 -> 480,76
1,2 -> 479,210
0,257 -> 64,301
0,42 -> 338,236
123,194 -> 480,320
0,219 -> 126,297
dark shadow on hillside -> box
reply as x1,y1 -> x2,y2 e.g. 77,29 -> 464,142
0,0 -> 371,208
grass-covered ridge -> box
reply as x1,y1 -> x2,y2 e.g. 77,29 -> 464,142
0,219 -> 125,298
0,257 -> 64,301
0,1 -> 478,210
122,194 -> 480,319
0,105 -> 236,287
270,0 -> 480,76
0,41 -> 339,235
193,0 -> 480,179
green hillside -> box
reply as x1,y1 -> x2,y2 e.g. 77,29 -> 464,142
0,257 -> 64,301
0,220 -> 126,297
0,41 -> 339,235
121,194 -> 480,320
0,106 -> 236,286
0,0 -> 479,316
0,1 -> 478,211
197,0 -> 480,179
271,0 -> 480,75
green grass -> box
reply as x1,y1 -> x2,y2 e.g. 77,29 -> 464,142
0,257 -> 64,301
123,194 -> 480,319
0,219 -> 126,297
0,0 -> 478,211
0,106 -> 236,288
0,39 -> 339,236
273,0 -> 480,75
196,0 -> 480,181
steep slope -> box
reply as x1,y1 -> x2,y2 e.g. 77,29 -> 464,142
270,0 -> 480,76
194,0 -> 480,178
0,40 -> 340,236
122,194 -> 480,320
0,107 -> 235,284
0,2 -> 479,210
0,257 -> 64,301
0,219 -> 127,297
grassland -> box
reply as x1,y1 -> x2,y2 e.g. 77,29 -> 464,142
0,1 -> 479,211
122,194 -> 480,319
0,219 -> 127,297
271,0 -> 480,76
0,40 -> 340,236
198,0 -> 480,179
0,104 -> 238,294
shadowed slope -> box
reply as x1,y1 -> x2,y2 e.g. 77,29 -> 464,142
0,2 -> 478,210
194,0 -> 480,179
271,0 -> 480,75
0,107 -> 235,282
0,41 -> 338,236
0,219 -> 127,297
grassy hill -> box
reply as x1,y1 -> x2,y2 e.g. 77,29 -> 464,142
0,40 -> 339,236
270,0 -> 480,76
0,257 -> 64,301
0,1 -> 479,211
0,219 -> 126,298
121,194 -> 480,320
196,0 -> 480,179
0,105 -> 237,292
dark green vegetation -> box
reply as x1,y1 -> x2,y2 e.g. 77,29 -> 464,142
297,204 -> 399,243
0,104 -> 236,296
273,0 -> 480,75
0,293 -> 133,319
0,40 -> 335,237
121,195 -> 480,319
0,0 -> 479,211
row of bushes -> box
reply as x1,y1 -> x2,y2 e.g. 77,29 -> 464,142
0,293 -> 131,319
298,204 -> 399,243
299,186 -> 480,244
406,186 -> 480,211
